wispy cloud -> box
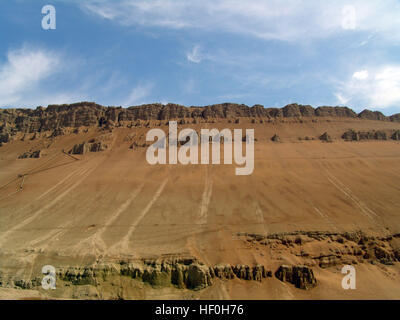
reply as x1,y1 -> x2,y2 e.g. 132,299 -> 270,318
336,66 -> 400,109
0,45 -> 88,107
0,45 -> 153,108
82,0 -> 400,42
0,46 -> 60,105
335,93 -> 350,105
123,83 -> 153,106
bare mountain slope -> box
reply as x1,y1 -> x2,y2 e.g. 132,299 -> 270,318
0,103 -> 400,299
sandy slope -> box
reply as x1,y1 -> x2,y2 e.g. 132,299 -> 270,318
0,118 -> 399,299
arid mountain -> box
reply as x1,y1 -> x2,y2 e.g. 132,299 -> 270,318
1,102 -> 399,137
0,102 -> 400,300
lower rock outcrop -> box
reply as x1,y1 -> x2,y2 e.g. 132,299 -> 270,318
70,138 -> 109,155
70,142 -> 89,155
0,132 -> 10,143
18,150 -> 42,159
1,258 -> 316,294
320,132 -> 332,142
271,134 -> 281,142
342,129 -> 389,141
275,265 -> 317,290
119,260 -> 213,290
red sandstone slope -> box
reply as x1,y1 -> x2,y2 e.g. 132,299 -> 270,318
0,104 -> 399,299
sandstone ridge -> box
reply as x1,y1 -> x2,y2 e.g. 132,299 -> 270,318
1,102 -> 399,136
0,258 -> 315,296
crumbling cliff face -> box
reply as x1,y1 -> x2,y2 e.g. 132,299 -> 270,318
18,150 -> 41,159
315,106 -> 358,118
275,265 -> 317,290
0,259 -> 311,295
389,113 -> 400,122
1,231 -> 398,298
240,231 -> 400,268
342,129 -> 391,141
1,102 -> 398,137
358,110 -> 387,121
69,134 -> 112,155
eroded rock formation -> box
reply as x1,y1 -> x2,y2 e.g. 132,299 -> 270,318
0,257 -> 316,294
240,231 -> 400,267
2,230 -> 400,297
320,132 -> 332,142
271,134 -> 281,142
70,134 -> 111,154
342,129 -> 393,141
275,265 -> 317,290
18,150 -> 41,159
358,110 -> 387,121
1,102 -> 398,139
392,130 -> 400,140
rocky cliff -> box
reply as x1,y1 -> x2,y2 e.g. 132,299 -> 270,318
1,102 -> 399,137
0,258 -> 312,294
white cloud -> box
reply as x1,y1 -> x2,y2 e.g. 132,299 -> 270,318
371,67 -> 400,107
82,0 -> 400,42
123,83 -> 153,106
336,66 -> 400,108
352,70 -> 369,80
0,46 -> 88,107
187,45 -> 202,63
0,46 -> 155,108
0,46 -> 61,105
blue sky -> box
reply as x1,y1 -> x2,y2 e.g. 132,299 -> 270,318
1,0 -> 400,114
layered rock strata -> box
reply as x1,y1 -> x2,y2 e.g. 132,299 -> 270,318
1,103 -> 399,136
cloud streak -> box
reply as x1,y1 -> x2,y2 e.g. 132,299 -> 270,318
123,83 -> 154,106
82,0 -> 400,42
